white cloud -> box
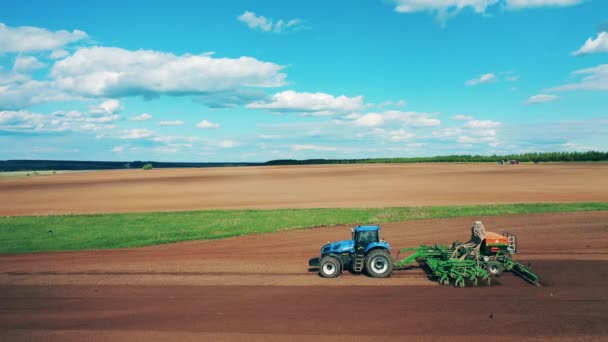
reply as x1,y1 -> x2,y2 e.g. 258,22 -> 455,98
52,109 -> 118,124
194,89 -> 266,108
112,146 -> 125,153
196,119 -> 220,129
526,94 -> 559,104
572,31 -> 608,56
237,11 -> 304,33
0,110 -> 45,129
433,117 -> 501,146
391,0 -> 497,17
0,79 -> 84,110
432,127 -> 462,138
560,141 -> 599,151
551,64 -> 608,91
452,114 -> 474,121
219,140 -> 239,148
131,113 -> 152,121
387,129 -> 415,142
505,0 -> 584,9
89,99 -> 122,115
390,0 -> 584,23
13,56 -> 46,72
247,90 -> 364,116
292,144 -> 338,151
0,69 -> 29,86
354,113 -> 385,127
0,23 -> 87,53
377,99 -> 407,109
51,47 -> 286,98
353,111 -> 440,128
464,119 -> 501,128
159,120 -> 184,126
0,105 -> 120,133
121,128 -> 154,139
50,49 -> 70,59
465,73 -> 496,86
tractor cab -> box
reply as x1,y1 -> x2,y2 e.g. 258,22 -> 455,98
352,225 -> 380,252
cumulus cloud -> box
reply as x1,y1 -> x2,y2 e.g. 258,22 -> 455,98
526,94 -> 559,104
505,0 -> 584,9
219,140 -> 239,148
89,99 -> 122,115
237,11 -> 304,33
353,111 -> 440,128
292,144 -> 338,151
386,129 -> 415,142
354,113 -> 384,127
121,128 -> 154,139
0,80 -> 83,110
572,31 -> 608,56
464,119 -> 501,128
435,126 -> 498,146
247,90 -> 364,116
433,116 -> 501,146
390,0 -> 583,23
131,113 -> 152,121
452,114 -> 474,121
550,64 -> 608,91
159,120 -> 184,126
51,47 -> 286,98
0,22 -> 87,53
0,110 -> 45,130
392,0 -> 497,13
0,99 -> 121,133
0,68 -> 29,86
112,146 -> 124,153
196,119 -> 220,129
194,89 -> 266,108
465,73 -> 496,86
13,56 -> 46,72
50,49 -> 70,59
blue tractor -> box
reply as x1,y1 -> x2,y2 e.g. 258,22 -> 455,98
308,225 -> 393,278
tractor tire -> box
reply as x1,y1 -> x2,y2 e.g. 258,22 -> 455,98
365,249 -> 393,278
485,261 -> 504,276
319,255 -> 341,278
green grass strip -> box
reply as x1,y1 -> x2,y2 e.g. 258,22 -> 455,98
1,202 -> 607,254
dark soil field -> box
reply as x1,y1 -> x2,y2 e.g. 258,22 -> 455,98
2,212 -> 607,341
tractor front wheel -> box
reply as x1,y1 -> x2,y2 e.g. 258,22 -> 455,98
365,249 -> 393,278
319,255 -> 341,278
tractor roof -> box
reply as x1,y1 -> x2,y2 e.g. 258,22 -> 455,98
354,225 -> 380,232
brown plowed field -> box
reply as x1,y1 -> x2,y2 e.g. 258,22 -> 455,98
2,212 -> 608,341
2,163 -> 608,216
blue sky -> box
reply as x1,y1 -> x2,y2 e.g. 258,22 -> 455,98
1,0 -> 607,162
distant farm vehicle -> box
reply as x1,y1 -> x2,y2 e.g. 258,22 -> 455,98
498,160 -> 519,165
309,221 -> 540,287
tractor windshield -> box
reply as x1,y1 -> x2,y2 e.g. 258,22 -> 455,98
355,230 -> 379,250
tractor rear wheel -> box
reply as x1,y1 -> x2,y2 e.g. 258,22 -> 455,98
365,249 -> 393,278
319,255 -> 341,278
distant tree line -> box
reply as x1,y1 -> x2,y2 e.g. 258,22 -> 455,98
1,151 -> 606,171
0,160 -> 257,172
264,151 -> 608,165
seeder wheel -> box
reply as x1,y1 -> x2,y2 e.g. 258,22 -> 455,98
455,277 -> 466,288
